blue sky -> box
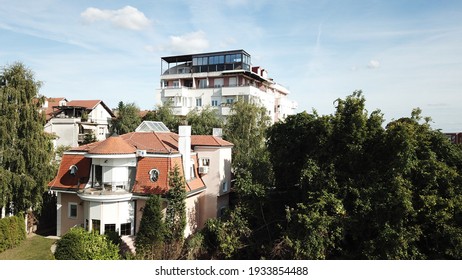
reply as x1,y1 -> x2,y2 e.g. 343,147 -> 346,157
1,0 -> 462,131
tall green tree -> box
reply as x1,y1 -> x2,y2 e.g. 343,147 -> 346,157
0,62 -> 55,214
164,164 -> 187,259
111,101 -> 141,135
223,99 -> 271,177
186,106 -> 223,135
267,91 -> 462,259
135,194 -> 165,260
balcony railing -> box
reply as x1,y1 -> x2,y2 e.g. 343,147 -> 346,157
90,180 -> 132,192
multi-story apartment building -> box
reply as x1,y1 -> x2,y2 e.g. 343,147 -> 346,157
156,49 -> 298,123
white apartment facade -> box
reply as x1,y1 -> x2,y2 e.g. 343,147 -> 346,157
155,49 -> 298,123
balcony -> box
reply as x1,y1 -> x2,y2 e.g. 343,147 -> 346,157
78,180 -> 133,202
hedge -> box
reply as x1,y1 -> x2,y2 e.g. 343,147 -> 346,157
0,214 -> 26,253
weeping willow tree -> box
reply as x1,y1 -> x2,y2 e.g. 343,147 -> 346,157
0,62 -> 55,215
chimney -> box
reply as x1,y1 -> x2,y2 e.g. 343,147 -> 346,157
178,125 -> 191,181
212,128 -> 223,138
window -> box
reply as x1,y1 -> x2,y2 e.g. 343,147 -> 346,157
173,81 -> 180,88
190,160 -> 196,179
93,165 -> 102,187
92,219 -> 101,234
211,99 -> 219,107
104,224 -> 116,234
214,78 -> 223,88
68,203 -> 77,219
198,79 -> 207,88
195,98 -> 202,107
121,223 -> 131,235
69,165 -> 78,176
228,77 -> 237,87
99,127 -> 104,136
226,98 -> 234,105
200,158 -> 210,166
222,181 -> 228,192
149,169 -> 160,182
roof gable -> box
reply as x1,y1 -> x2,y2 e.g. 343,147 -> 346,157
48,154 -> 91,189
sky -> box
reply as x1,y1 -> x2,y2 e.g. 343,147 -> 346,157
1,0 -> 462,131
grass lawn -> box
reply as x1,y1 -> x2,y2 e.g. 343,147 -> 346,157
0,234 -> 57,260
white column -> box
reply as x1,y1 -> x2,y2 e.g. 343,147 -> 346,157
178,126 -> 191,181
56,193 -> 62,236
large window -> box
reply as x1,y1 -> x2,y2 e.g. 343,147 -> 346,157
228,77 -> 237,87
198,79 -> 207,88
196,98 -> 202,107
68,203 -> 77,219
214,78 -> 223,88
104,224 -> 116,234
92,219 -> 101,234
121,223 -> 131,235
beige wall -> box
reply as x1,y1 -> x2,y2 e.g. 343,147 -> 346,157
58,192 -> 84,236
194,146 -> 232,222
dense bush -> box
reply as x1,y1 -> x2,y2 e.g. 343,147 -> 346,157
0,214 -> 26,253
54,227 -> 120,260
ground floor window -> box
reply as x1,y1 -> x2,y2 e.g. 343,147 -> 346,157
121,222 -> 131,235
92,219 -> 101,234
104,224 -> 116,234
68,203 -> 77,219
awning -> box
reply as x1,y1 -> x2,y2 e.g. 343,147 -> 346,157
81,124 -> 96,130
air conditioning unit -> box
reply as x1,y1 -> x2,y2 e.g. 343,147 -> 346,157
198,166 -> 209,174
136,149 -> 147,157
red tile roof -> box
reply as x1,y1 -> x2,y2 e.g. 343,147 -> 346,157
191,135 -> 233,147
88,136 -> 136,155
44,97 -> 67,121
121,132 -> 180,154
48,154 -> 91,189
66,100 -> 101,109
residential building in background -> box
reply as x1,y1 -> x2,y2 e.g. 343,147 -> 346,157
48,121 -> 233,240
42,98 -> 115,148
156,49 -> 298,123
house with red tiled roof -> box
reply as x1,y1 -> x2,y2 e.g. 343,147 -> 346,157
42,97 -> 115,148
48,121 -> 233,240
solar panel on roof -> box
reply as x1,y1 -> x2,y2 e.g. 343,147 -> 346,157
135,121 -> 170,132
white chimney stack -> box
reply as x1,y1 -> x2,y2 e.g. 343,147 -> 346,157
212,128 -> 223,138
178,126 -> 191,181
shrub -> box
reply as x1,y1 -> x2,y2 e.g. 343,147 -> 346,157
0,214 -> 26,253
54,227 -> 120,260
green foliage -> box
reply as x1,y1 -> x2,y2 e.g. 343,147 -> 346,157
223,99 -> 271,173
82,132 -> 97,144
180,232 -> 205,260
202,206 -> 251,259
111,101 -> 141,135
135,194 -> 165,259
0,62 -> 55,214
144,100 -> 182,133
0,214 -> 26,253
164,164 -> 187,259
186,106 -> 223,135
54,227 -> 120,260
266,90 -> 462,259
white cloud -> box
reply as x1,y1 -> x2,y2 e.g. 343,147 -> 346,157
367,60 -> 380,69
81,6 -> 151,30
163,31 -> 209,54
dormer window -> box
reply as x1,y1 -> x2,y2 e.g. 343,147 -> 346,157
149,169 -> 160,182
69,165 -> 78,176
